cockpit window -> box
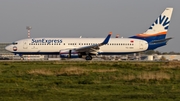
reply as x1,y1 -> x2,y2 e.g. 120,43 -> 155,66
12,42 -> 18,45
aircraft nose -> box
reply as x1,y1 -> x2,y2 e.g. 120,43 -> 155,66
5,45 -> 12,52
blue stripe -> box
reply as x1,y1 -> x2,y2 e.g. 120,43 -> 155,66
163,17 -> 170,26
12,52 -> 139,55
159,15 -> 165,24
98,52 -> 138,55
147,42 -> 166,50
130,35 -> 166,42
12,52 -> 59,55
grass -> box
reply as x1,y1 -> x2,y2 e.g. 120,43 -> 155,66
0,61 -> 180,101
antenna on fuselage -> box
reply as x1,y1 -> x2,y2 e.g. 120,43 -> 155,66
26,26 -> 32,38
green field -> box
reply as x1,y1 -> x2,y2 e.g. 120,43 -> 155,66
0,61 -> 180,101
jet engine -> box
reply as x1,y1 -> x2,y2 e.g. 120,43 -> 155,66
59,49 -> 82,58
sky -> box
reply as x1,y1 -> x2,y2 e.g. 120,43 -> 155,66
0,0 -> 180,52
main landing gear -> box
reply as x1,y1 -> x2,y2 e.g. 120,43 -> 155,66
85,55 -> 92,60
18,54 -> 24,60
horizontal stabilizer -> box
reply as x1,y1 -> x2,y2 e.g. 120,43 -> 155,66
150,37 -> 172,44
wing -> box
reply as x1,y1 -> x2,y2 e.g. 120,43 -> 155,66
74,32 -> 112,53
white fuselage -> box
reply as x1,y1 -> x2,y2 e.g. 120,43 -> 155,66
6,37 -> 148,55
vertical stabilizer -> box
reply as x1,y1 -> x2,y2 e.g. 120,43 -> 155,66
136,8 -> 173,38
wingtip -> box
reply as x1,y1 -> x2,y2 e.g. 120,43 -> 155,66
109,32 -> 112,35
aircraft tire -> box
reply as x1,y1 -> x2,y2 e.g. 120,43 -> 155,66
85,55 -> 92,60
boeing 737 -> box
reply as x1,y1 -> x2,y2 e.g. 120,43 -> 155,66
5,8 -> 173,60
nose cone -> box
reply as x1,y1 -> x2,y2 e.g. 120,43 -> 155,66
5,45 -> 12,52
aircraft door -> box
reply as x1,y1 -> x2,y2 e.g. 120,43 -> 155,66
23,41 -> 28,49
139,41 -> 143,49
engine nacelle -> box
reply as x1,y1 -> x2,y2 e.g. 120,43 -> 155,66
59,49 -> 81,58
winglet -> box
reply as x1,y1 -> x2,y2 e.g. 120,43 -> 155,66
102,32 -> 112,44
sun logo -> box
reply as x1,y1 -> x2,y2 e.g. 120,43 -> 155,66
149,15 -> 170,30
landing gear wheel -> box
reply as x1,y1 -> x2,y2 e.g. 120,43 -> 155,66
85,55 -> 92,60
20,57 -> 24,60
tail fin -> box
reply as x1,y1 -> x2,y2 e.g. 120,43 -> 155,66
130,8 -> 173,41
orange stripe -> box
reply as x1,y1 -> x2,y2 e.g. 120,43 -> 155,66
136,31 -> 167,37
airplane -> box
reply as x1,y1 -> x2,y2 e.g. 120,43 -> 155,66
5,7 -> 173,60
